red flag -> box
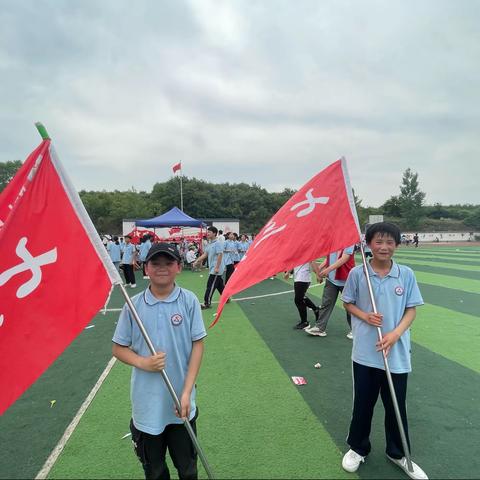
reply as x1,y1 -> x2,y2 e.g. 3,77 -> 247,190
212,158 -> 360,326
0,139 -> 121,415
172,162 -> 181,174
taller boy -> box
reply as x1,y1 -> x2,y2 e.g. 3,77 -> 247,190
341,222 -> 427,480
193,226 -> 225,309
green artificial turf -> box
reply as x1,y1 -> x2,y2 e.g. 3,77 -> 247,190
49,294 -> 352,479
2,247 -> 479,480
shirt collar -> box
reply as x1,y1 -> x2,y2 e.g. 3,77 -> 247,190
367,259 -> 400,278
143,284 -> 181,305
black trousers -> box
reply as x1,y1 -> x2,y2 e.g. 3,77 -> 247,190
293,282 -> 318,323
347,362 -> 410,459
130,416 -> 198,480
204,274 -> 224,305
225,264 -> 235,284
122,264 -> 136,285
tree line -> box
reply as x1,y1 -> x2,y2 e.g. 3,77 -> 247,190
1,160 -> 479,234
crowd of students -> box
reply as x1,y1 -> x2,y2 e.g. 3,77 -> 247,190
104,229 -> 253,291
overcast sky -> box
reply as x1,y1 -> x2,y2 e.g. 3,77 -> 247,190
1,0 -> 478,207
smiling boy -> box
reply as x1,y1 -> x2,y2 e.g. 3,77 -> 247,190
112,243 -> 206,480
340,223 -> 428,479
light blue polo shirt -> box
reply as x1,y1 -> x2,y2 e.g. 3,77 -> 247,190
238,241 -> 249,260
108,242 -> 122,263
121,243 -> 136,264
206,239 -> 225,275
341,260 -> 423,373
327,245 -> 355,287
223,240 -> 236,266
112,285 -> 207,435
138,239 -> 152,262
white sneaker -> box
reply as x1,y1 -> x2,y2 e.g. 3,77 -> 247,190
342,449 -> 365,472
387,455 -> 428,479
130,284 -> 137,288
305,326 -> 327,337
346,331 -> 353,340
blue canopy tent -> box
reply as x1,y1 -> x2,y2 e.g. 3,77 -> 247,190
135,207 -> 206,228
135,207 -> 207,251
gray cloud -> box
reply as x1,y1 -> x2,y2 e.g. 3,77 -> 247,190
0,0 -> 478,206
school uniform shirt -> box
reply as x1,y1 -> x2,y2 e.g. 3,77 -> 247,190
206,239 -> 225,275
327,245 -> 355,287
233,240 -> 241,262
238,241 -> 249,259
341,260 -> 423,374
223,240 -> 236,266
121,243 -> 136,265
108,242 -> 122,263
112,286 -> 207,435
138,240 -> 152,262
293,263 -> 311,283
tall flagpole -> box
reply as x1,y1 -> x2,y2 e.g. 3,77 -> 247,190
180,164 -> 183,211
359,242 -> 414,473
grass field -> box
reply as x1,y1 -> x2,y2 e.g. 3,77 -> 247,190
0,245 -> 479,479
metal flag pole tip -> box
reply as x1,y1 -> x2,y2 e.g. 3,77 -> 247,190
35,122 -> 51,140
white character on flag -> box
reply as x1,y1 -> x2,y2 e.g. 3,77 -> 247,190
0,236 -> 57,299
253,220 -> 287,249
290,188 -> 329,217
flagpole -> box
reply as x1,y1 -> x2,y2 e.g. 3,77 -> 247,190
180,168 -> 184,211
118,284 -> 215,479
359,243 -> 414,473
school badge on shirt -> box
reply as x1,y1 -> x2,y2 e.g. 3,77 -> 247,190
394,286 -> 404,296
171,313 -> 183,326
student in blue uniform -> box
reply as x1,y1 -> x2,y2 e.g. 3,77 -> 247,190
223,232 -> 237,284
107,236 -> 122,271
113,243 -> 206,480
121,235 -> 138,288
340,222 -> 427,480
193,226 -> 225,309
138,234 -> 152,279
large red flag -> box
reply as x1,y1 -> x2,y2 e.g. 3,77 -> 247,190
0,139 -> 122,415
212,158 -> 360,326
172,162 -> 182,174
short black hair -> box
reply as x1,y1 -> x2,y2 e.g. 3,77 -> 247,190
208,226 -> 218,235
365,222 -> 401,245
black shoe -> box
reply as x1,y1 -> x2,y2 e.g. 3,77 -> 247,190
201,303 -> 211,310
294,321 -> 309,330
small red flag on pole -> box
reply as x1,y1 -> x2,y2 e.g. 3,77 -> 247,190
211,157 -> 361,326
172,162 -> 182,174
0,124 -> 122,415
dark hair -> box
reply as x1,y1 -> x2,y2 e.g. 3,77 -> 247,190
208,226 -> 218,235
113,235 -> 119,245
125,235 -> 132,240
365,222 -> 401,245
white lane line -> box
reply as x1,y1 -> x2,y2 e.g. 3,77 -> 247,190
101,282 -> 324,312
35,356 -> 118,480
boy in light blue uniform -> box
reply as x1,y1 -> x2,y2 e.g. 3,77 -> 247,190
138,234 -> 152,279
340,222 -> 427,480
193,226 -> 225,309
223,232 -> 236,284
113,243 -> 206,480
120,235 -> 138,288
107,236 -> 122,271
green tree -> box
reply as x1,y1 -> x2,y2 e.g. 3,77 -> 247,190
0,160 -> 22,192
381,195 -> 402,217
463,207 -> 480,229
398,169 -> 425,229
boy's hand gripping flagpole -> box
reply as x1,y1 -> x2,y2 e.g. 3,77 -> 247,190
118,284 -> 215,479
34,123 -> 214,480
358,243 -> 414,474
